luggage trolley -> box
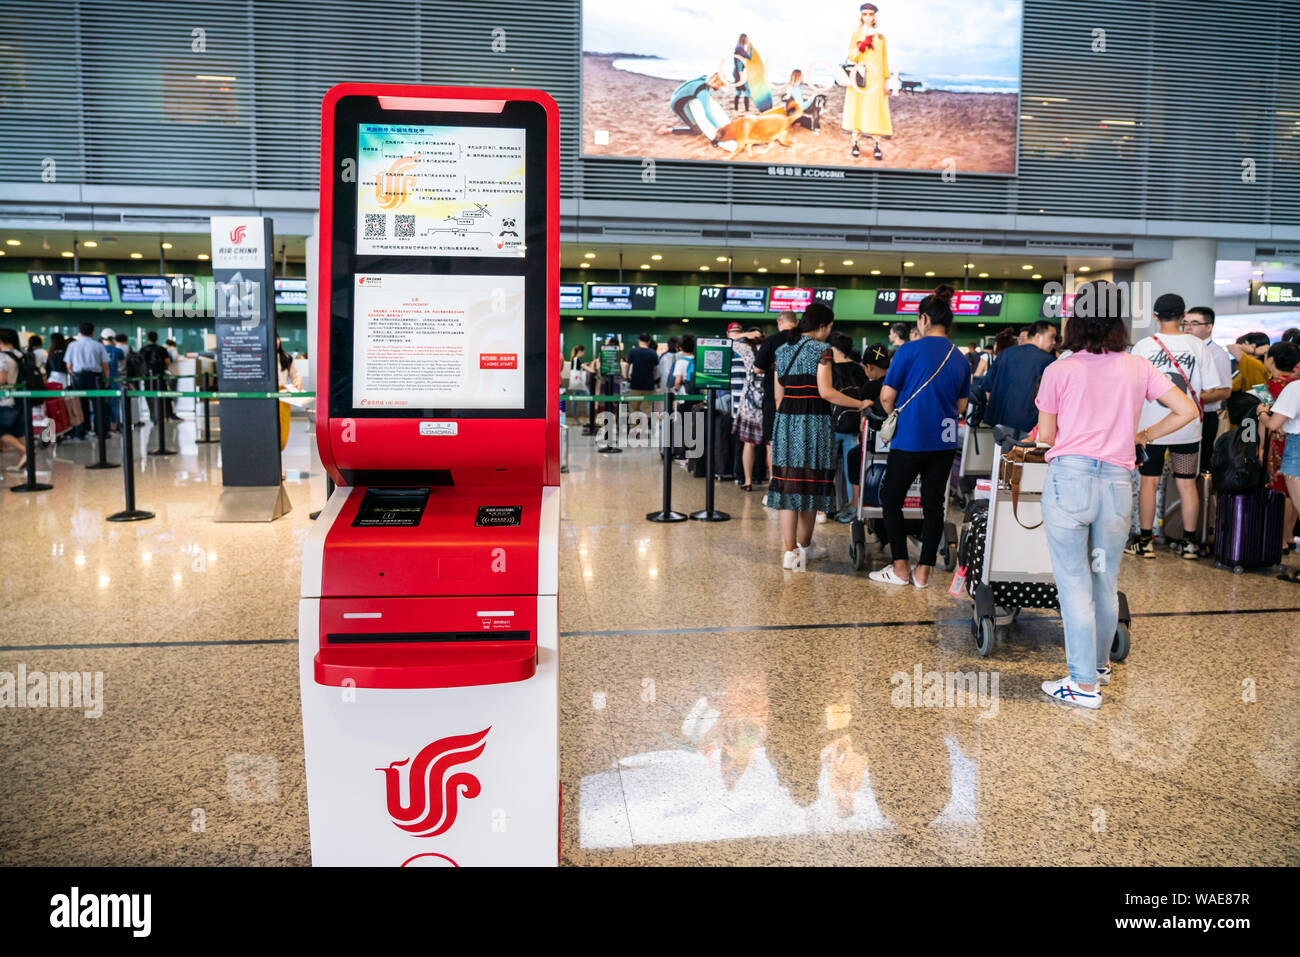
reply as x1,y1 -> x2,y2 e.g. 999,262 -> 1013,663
959,436 -> 1132,659
847,412 -> 959,572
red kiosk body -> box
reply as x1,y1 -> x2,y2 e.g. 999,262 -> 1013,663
300,84 -> 559,866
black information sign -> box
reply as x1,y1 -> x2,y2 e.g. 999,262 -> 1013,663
698,286 -> 767,313
586,283 -> 657,311
475,505 -> 523,527
559,283 -> 584,310
28,272 -> 111,302
352,487 -> 431,527
116,274 -> 196,303
1250,281 -> 1300,307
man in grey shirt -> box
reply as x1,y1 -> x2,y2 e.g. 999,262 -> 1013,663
65,321 -> 109,439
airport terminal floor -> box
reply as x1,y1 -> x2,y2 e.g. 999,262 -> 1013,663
2,416 -> 1295,867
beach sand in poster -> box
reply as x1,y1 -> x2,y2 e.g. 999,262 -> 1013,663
582,54 -> 1018,174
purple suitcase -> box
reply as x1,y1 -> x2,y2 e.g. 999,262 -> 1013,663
1214,489 -> 1285,572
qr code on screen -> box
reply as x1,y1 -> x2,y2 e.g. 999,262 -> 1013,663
395,215 -> 415,238
364,213 -> 385,239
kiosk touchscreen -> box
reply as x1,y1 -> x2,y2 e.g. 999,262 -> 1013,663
300,84 -> 559,867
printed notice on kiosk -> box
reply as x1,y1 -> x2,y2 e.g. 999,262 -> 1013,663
353,273 -> 525,410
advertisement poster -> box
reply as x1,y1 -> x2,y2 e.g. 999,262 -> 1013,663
352,274 -> 525,410
582,0 -> 1021,174
356,124 -> 526,257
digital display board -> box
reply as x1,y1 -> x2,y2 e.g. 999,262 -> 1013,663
1250,281 -> 1300,307
698,285 -> 767,313
29,272 -> 111,302
768,287 -> 836,313
116,274 -> 197,303
582,0 -> 1023,176
585,283 -> 657,311
355,123 -> 526,258
273,277 -> 308,306
559,283 -> 584,309
351,273 -> 525,411
874,289 -> 1002,316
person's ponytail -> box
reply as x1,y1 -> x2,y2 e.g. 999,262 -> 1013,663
917,285 -> 954,332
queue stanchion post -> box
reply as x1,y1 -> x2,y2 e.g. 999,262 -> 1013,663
86,384 -> 119,470
8,395 -> 53,493
107,379 -> 154,522
647,390 -> 687,523
149,376 -> 176,456
195,372 -> 218,444
690,387 -> 730,522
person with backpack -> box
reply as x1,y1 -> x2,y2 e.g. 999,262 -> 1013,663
101,329 -> 124,433
1126,293 -> 1231,559
0,327 -> 39,470
140,331 -> 172,424
828,331 -> 868,521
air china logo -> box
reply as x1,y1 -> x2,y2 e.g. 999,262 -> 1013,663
375,155 -> 418,210
376,728 -> 489,837
229,224 -> 247,244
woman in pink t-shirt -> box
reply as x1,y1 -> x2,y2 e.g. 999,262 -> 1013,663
1032,286 -> 1198,709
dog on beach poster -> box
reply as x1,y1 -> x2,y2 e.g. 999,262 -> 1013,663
582,0 -> 1022,174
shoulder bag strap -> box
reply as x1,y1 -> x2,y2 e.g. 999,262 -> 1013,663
1153,335 -> 1202,415
779,338 -> 811,379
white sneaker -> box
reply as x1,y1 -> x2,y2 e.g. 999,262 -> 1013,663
1096,665 -> 1112,686
868,566 -> 910,586
782,546 -> 807,571
1041,677 -> 1101,709
801,541 -> 829,561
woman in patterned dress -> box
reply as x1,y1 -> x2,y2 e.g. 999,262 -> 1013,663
732,330 -> 765,490
769,302 -> 874,570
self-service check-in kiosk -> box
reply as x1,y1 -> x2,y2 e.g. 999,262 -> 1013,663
300,84 -> 560,866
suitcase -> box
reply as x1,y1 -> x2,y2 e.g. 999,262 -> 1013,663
1214,489 -> 1286,572
1160,469 -> 1215,548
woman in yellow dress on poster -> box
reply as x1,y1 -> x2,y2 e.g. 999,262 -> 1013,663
843,2 -> 892,160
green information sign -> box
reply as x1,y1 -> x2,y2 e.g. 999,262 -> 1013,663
693,337 -> 733,390
599,346 -> 621,376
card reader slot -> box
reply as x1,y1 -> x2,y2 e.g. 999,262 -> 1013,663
326,630 -> 530,644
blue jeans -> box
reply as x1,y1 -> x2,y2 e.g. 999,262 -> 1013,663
1041,455 -> 1132,686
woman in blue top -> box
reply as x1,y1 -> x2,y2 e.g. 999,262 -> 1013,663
870,287 -> 971,587
769,302 -> 874,571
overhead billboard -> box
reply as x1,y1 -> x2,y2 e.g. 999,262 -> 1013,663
582,0 -> 1022,175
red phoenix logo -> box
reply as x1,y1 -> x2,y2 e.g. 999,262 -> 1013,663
376,728 -> 489,837
229,224 -> 247,244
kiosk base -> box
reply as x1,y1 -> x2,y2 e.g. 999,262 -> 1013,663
213,484 -> 292,522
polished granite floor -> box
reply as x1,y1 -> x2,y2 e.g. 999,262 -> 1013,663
1,414 -> 1297,866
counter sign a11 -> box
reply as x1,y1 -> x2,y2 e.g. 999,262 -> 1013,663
586,283 -> 657,311
28,272 -> 111,302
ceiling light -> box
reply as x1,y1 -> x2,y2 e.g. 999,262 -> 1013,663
130,252 -> 143,259
1032,274 -> 1042,279
639,264 -> 650,269
757,267 -> 767,273
700,265 -> 710,271
61,251 -> 73,258
575,316 -> 584,321
814,268 -> 824,274
650,254 -> 662,261
584,252 -> 595,258
870,269 -> 880,276
964,263 -> 975,268
1,308 -> 10,314
1021,264 -> 1033,270
197,253 -> 209,260
1252,269 -> 1265,276
903,261 -> 914,267
978,272 -> 989,278
4,239 -> 19,246
716,256 -> 728,262
161,242 -> 173,249
123,309 -> 133,315
0,251 -> 5,256
924,271 -> 935,277
842,259 -> 854,266
83,241 -> 97,248
1214,278 -> 1230,284
1078,265 -> 1091,272
579,262 -> 589,268
780,257 -> 791,264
